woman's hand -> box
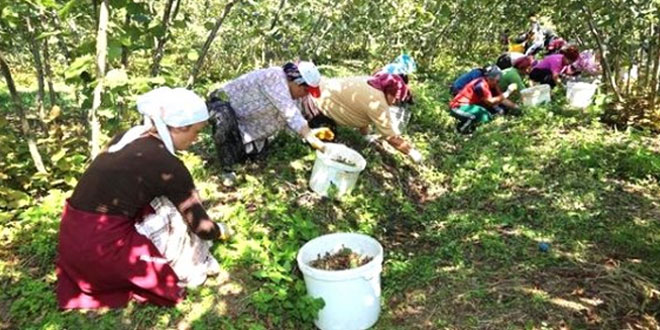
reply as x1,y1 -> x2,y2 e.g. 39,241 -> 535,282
313,127 -> 335,141
408,149 -> 423,163
217,222 -> 233,241
303,129 -> 326,151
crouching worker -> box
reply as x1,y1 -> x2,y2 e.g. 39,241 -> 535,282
449,66 -> 518,134
56,87 -> 231,310
207,61 -> 327,184
497,56 -> 534,115
449,66 -> 486,96
376,53 -> 417,83
303,73 -> 423,163
529,45 -> 579,88
496,51 -> 525,70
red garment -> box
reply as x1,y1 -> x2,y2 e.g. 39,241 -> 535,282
56,201 -> 185,309
367,73 -> 410,102
449,77 -> 493,109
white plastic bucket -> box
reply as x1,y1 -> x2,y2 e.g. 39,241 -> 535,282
566,82 -> 597,108
297,233 -> 384,330
309,143 -> 367,197
520,84 -> 551,107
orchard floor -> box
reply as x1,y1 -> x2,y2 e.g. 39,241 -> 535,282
1,79 -> 659,329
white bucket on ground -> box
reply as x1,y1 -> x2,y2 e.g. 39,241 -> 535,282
566,82 -> 597,108
520,84 -> 551,107
297,233 -> 384,330
309,143 -> 367,197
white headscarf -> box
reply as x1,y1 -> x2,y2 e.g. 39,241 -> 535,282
108,87 -> 209,155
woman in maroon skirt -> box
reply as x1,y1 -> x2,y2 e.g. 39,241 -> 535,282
56,87 -> 229,309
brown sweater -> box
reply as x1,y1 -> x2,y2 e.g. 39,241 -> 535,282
69,135 -> 219,240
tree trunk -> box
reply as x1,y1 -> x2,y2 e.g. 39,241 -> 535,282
423,20 -> 453,69
269,0 -> 287,31
0,52 -> 47,174
92,0 -> 98,27
90,0 -> 109,158
650,30 -> 660,109
643,23 -> 654,89
312,21 -> 334,59
302,12 -> 327,58
42,38 -> 57,108
121,11 -> 130,68
48,11 -> 72,64
26,16 -> 46,121
187,0 -> 239,87
583,6 -> 622,102
261,0 -> 287,63
624,46 -> 634,96
171,0 -> 182,23
150,0 -> 176,77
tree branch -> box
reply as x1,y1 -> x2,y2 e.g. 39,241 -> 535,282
187,0 -> 239,87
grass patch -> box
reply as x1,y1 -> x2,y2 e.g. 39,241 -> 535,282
1,76 -> 659,329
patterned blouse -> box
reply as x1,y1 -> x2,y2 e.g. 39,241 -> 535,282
221,67 -> 308,145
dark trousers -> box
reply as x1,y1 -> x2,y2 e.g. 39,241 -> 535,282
529,68 -> 556,88
207,91 -> 248,170
449,105 -> 492,134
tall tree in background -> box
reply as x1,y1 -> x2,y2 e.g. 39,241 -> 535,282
150,0 -> 177,77
0,52 -> 47,174
25,15 -> 47,121
187,0 -> 239,87
42,36 -> 57,108
89,0 -> 109,158
651,29 -> 660,109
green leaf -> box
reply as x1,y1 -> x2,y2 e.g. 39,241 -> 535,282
109,0 -> 128,7
37,0 -> 57,8
107,41 -> 123,62
97,108 -> 115,119
1,6 -> 20,28
0,187 -> 31,209
186,50 -> 199,61
149,24 -> 165,38
114,28 -> 133,48
172,19 -> 187,30
57,0 -> 79,17
105,68 -> 129,88
148,76 -> 166,84
133,13 -> 150,24
65,176 -> 78,188
50,148 -> 67,163
64,55 -> 94,81
35,30 -> 60,41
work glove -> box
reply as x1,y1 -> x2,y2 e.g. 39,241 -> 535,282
216,222 -> 233,241
363,134 -> 380,144
408,149 -> 423,163
304,129 -> 326,151
503,83 -> 517,99
312,127 -> 335,141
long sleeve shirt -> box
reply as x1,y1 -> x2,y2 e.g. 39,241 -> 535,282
316,76 -> 398,137
221,67 -> 308,145
70,135 -> 219,240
